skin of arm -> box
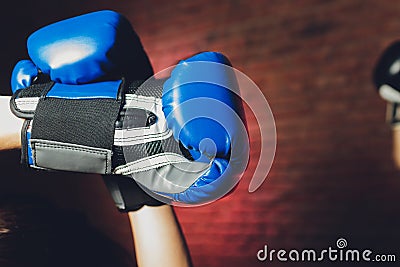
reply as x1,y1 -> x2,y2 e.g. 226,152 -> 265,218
0,96 -> 22,150
392,124 -> 400,168
385,102 -> 400,168
129,205 -> 193,267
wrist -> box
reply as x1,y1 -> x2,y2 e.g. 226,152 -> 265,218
0,96 -> 23,150
386,102 -> 400,127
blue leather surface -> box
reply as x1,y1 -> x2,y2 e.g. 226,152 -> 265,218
47,80 -> 122,99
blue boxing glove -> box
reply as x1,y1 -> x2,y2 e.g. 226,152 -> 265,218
10,10 -> 163,212
11,10 -> 152,98
11,9 -> 153,165
160,52 -> 249,204
10,51 -> 249,206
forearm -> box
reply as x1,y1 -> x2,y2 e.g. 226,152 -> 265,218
129,205 -> 192,267
0,96 -> 22,150
392,124 -> 400,168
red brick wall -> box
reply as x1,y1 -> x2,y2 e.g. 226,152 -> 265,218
1,1 -> 400,266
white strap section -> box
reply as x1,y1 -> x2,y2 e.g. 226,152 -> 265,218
15,97 -> 39,112
115,155 -> 211,194
113,152 -> 191,175
114,93 -> 172,146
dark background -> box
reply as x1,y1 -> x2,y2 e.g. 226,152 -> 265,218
1,0 -> 400,266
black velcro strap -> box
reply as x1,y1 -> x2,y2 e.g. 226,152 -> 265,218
31,98 -> 120,149
28,81 -> 125,174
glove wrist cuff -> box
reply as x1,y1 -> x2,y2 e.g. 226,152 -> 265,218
102,175 -> 165,212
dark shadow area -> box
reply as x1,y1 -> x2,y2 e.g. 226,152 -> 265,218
0,196 -> 135,267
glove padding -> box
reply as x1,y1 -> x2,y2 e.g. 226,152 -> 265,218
11,9 -> 152,93
11,52 -> 249,206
